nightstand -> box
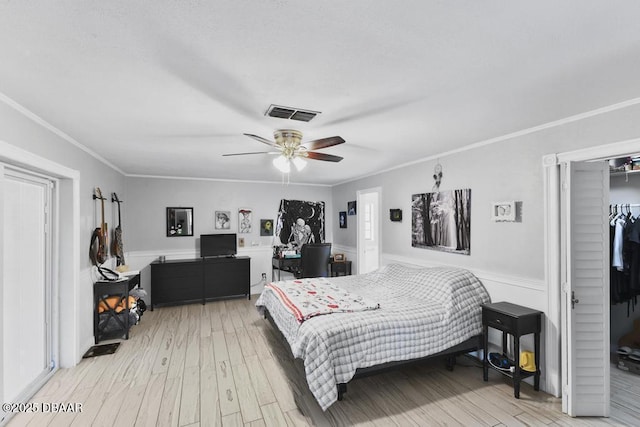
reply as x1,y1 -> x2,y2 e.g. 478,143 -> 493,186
482,301 -> 542,398
330,259 -> 352,277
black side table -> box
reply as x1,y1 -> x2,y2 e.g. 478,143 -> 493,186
482,301 -> 542,398
330,260 -> 352,277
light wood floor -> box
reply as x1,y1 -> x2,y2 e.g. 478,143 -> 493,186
5,297 -> 639,426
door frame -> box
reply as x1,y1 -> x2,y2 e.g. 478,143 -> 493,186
356,187 -> 381,274
0,141 -> 80,368
543,136 -> 640,414
1,166 -> 55,413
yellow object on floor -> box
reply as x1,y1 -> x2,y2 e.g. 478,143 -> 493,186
520,350 -> 536,372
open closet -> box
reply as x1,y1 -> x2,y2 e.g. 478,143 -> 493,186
608,156 -> 640,416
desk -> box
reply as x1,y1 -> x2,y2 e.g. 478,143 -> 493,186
271,257 -> 353,281
272,257 -> 300,281
482,301 -> 541,399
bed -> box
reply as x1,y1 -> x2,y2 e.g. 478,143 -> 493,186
255,263 -> 491,411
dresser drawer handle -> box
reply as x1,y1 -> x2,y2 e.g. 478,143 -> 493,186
495,319 -> 502,324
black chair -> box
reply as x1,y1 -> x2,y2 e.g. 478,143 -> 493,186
297,243 -> 332,278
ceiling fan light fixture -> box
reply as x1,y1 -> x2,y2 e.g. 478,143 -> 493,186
292,156 -> 307,171
273,155 -> 290,173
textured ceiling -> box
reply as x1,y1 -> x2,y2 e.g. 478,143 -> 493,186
2,1 -> 640,185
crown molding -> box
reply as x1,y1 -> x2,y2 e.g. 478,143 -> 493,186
5,87 -> 640,187
0,92 -> 126,175
125,173 -> 332,187
333,96 -> 640,187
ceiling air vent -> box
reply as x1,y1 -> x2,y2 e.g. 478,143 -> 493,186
265,104 -> 320,122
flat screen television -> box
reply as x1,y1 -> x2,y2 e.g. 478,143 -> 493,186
200,233 -> 237,257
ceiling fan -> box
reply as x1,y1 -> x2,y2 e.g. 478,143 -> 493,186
223,129 -> 345,173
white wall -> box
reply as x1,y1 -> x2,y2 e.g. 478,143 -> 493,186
334,102 -> 640,283
331,101 -> 640,394
5,87 -> 640,379
122,176 -> 333,292
0,98 -> 126,366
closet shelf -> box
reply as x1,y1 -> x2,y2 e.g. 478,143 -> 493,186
610,169 -> 640,177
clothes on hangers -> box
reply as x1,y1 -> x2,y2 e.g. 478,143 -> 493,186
610,204 -> 640,315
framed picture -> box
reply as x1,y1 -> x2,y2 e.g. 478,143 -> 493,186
347,201 -> 357,215
215,210 -> 231,229
492,201 -> 516,222
412,189 -> 471,255
275,199 -> 326,246
260,219 -> 274,236
166,207 -> 194,237
333,253 -> 346,262
390,208 -> 402,222
339,211 -> 347,228
238,208 -> 252,233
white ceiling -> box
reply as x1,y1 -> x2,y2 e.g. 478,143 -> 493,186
2,1 -> 640,185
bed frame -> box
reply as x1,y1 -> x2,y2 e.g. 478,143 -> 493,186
263,308 -> 484,402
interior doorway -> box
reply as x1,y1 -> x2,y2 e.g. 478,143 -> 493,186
1,165 -> 54,423
544,137 -> 640,418
357,187 -> 381,274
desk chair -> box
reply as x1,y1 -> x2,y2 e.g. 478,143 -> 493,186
298,243 -> 332,278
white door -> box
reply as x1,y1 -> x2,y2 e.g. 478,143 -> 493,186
1,167 -> 53,421
357,188 -> 380,274
561,160 -> 609,417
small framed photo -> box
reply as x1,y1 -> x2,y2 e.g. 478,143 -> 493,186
333,253 -> 346,262
260,219 -> 274,236
492,201 -> 516,222
347,201 -> 357,215
390,209 -> 402,222
238,208 -> 252,233
215,211 -> 231,229
339,211 -> 347,228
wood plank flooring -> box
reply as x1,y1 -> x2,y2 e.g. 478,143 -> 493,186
5,297 -> 639,426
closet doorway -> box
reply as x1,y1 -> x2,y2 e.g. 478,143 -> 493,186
607,158 -> 640,420
545,137 -> 640,418
1,165 -> 54,423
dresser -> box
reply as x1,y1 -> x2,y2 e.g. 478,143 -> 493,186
151,256 -> 250,309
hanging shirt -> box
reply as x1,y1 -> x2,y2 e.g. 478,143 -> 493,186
612,217 -> 626,271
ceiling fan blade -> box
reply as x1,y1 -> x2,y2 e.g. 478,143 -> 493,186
244,133 -> 278,147
222,151 -> 275,157
304,136 -> 345,150
322,95 -> 426,126
157,37 -> 257,119
306,152 -> 344,162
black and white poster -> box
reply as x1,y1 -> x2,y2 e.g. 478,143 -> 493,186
275,199 -> 325,247
411,189 -> 471,255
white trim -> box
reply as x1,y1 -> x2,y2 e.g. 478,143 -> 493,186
126,245 -> 275,261
333,98 -> 640,187
0,141 -> 80,368
380,253 -> 546,292
556,136 -> 640,163
0,93 -> 125,175
126,173 -> 332,187
542,153 -> 562,398
544,137 -> 640,414
6,87 -> 640,188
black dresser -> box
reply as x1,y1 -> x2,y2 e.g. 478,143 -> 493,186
150,256 -> 250,309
